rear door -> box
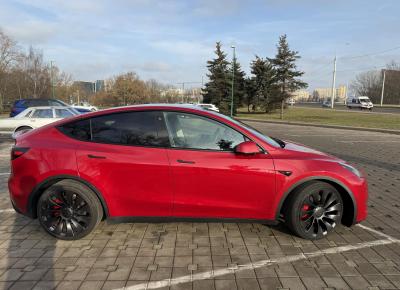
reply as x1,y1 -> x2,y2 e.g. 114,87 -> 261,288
72,110 -> 173,217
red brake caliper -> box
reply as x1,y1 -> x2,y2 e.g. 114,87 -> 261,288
52,198 -> 63,216
301,204 -> 310,220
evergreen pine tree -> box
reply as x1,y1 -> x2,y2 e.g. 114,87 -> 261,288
271,34 -> 307,119
244,77 -> 256,112
202,42 -> 231,114
250,56 -> 278,112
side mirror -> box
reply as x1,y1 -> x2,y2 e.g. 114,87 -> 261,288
234,141 -> 260,155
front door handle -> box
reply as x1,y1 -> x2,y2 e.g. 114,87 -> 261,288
177,159 -> 195,164
88,154 -> 106,159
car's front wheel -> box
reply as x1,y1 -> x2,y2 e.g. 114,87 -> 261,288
284,181 -> 343,240
37,180 -> 103,240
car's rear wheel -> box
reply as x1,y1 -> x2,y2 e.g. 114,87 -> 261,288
37,180 -> 102,240
284,181 -> 343,240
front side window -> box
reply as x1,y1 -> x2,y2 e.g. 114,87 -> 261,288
31,109 -> 53,118
164,112 -> 245,151
55,108 -> 74,118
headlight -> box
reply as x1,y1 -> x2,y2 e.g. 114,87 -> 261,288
340,163 -> 362,178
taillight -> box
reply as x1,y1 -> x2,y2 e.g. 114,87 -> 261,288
11,147 -> 29,160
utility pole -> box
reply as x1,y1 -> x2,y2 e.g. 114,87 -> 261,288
330,56 -> 337,109
380,69 -> 386,107
181,83 -> 185,103
50,61 -> 55,99
230,45 -> 236,117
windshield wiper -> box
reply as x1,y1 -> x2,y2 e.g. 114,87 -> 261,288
271,137 -> 286,148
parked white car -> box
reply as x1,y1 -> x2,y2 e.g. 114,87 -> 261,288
72,101 -> 98,111
196,103 -> 220,112
0,106 -> 79,134
347,96 -> 374,110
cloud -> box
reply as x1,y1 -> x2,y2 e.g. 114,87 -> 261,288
139,61 -> 171,73
3,20 -> 57,44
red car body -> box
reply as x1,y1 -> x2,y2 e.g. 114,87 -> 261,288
8,105 -> 367,228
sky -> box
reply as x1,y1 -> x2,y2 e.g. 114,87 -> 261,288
0,0 -> 399,91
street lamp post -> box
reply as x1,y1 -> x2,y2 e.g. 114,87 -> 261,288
330,55 -> 337,109
230,45 -> 236,117
50,61 -> 55,99
380,69 -> 386,107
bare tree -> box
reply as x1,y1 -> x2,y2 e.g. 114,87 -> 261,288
23,47 -> 51,98
0,29 -> 19,111
350,70 -> 381,102
350,61 -> 400,105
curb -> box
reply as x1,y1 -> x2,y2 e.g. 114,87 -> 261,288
237,118 -> 400,135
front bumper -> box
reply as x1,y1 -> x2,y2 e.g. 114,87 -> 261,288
353,178 -> 368,223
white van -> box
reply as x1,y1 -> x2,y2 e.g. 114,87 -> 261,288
347,96 -> 374,110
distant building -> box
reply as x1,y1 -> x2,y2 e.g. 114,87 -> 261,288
313,85 -> 347,102
291,90 -> 310,102
73,81 -> 95,96
95,80 -> 105,92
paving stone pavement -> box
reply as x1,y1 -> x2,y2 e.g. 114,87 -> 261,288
0,123 -> 400,290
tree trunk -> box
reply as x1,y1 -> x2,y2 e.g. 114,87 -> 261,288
280,99 -> 284,120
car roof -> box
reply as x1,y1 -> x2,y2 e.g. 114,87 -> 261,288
20,106 -> 75,113
47,104 -> 221,127
103,103 -> 207,112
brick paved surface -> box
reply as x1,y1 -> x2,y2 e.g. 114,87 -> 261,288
0,123 -> 400,290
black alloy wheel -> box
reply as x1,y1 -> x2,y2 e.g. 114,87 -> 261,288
285,181 -> 343,240
37,180 -> 102,240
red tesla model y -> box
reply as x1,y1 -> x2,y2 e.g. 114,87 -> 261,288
8,104 -> 368,240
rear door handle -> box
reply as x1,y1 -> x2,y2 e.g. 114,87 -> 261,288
88,154 -> 106,159
177,159 -> 195,164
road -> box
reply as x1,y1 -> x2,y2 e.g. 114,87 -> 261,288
0,123 -> 400,290
297,102 -> 400,114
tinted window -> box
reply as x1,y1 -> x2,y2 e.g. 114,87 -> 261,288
91,111 -> 168,147
59,119 -> 91,141
55,108 -> 74,118
164,112 -> 245,151
25,99 -> 49,107
31,109 -> 53,118
59,111 -> 170,147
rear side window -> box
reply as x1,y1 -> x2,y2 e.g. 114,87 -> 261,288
91,111 -> 168,147
58,111 -> 169,147
26,99 -> 49,107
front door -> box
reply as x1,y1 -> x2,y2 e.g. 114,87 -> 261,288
163,111 -> 276,220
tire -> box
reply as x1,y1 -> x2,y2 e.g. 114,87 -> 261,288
37,179 -> 103,240
284,181 -> 343,240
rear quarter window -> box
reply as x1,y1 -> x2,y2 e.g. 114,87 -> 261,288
58,119 -> 91,141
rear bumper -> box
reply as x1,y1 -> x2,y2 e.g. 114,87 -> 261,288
8,174 -> 32,217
